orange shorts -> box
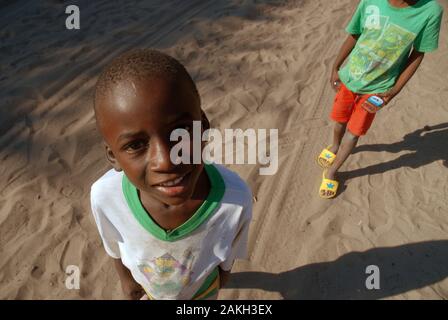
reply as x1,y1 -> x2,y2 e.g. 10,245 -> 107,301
330,83 -> 376,136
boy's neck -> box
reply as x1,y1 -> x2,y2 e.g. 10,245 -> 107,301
138,168 -> 211,231
388,0 -> 419,8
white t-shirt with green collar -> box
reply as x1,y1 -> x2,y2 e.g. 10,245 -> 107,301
90,164 -> 252,300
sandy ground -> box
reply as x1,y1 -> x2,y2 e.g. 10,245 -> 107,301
0,0 -> 447,299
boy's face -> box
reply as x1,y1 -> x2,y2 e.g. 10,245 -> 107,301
95,76 -> 206,206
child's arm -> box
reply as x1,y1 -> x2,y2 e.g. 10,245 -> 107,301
113,258 -> 146,300
330,34 -> 359,91
377,49 -> 425,104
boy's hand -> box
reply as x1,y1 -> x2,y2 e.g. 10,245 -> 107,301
218,267 -> 231,288
330,68 -> 341,92
121,277 -> 146,300
377,87 -> 400,105
113,258 -> 146,300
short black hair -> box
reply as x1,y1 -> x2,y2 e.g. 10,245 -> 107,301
95,48 -> 199,103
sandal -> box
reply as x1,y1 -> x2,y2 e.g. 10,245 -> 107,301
317,145 -> 336,168
319,170 -> 339,199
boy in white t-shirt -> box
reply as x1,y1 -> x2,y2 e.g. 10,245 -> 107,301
91,49 -> 252,300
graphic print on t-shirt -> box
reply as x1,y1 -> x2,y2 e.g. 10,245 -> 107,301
138,249 -> 195,297
348,5 -> 416,84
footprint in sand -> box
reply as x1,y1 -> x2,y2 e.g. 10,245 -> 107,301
60,184 -> 82,199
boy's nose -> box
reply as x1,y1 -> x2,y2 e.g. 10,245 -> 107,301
149,138 -> 176,172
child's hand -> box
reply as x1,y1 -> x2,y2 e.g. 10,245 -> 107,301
113,258 -> 146,300
121,278 -> 146,300
377,87 -> 400,105
330,69 -> 341,92
218,267 -> 231,288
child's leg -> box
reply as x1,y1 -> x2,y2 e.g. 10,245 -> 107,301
328,83 -> 356,155
327,94 -> 375,180
329,121 -> 347,154
326,131 -> 359,180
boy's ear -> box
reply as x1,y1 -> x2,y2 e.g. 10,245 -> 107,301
201,110 -> 210,131
104,143 -> 122,172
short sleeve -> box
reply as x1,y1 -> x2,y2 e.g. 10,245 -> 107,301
414,7 -> 443,52
219,202 -> 252,271
90,192 -> 122,259
346,0 -> 365,35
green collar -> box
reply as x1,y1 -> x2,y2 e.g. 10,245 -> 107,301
122,164 -> 225,242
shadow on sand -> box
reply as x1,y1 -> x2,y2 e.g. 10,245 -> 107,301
226,240 -> 448,299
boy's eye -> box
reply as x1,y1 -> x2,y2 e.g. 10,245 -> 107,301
124,140 -> 148,153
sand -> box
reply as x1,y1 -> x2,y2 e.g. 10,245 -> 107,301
0,0 -> 447,299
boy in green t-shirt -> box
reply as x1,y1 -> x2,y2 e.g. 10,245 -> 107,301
318,0 -> 443,198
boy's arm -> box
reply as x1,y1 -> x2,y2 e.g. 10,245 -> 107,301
378,49 -> 425,104
113,258 -> 146,300
331,34 -> 359,91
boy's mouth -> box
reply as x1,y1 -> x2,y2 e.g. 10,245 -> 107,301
156,175 -> 185,187
152,171 -> 191,196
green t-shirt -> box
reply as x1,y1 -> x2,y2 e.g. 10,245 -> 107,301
339,0 -> 443,94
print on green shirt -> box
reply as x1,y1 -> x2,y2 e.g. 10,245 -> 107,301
348,17 -> 416,85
